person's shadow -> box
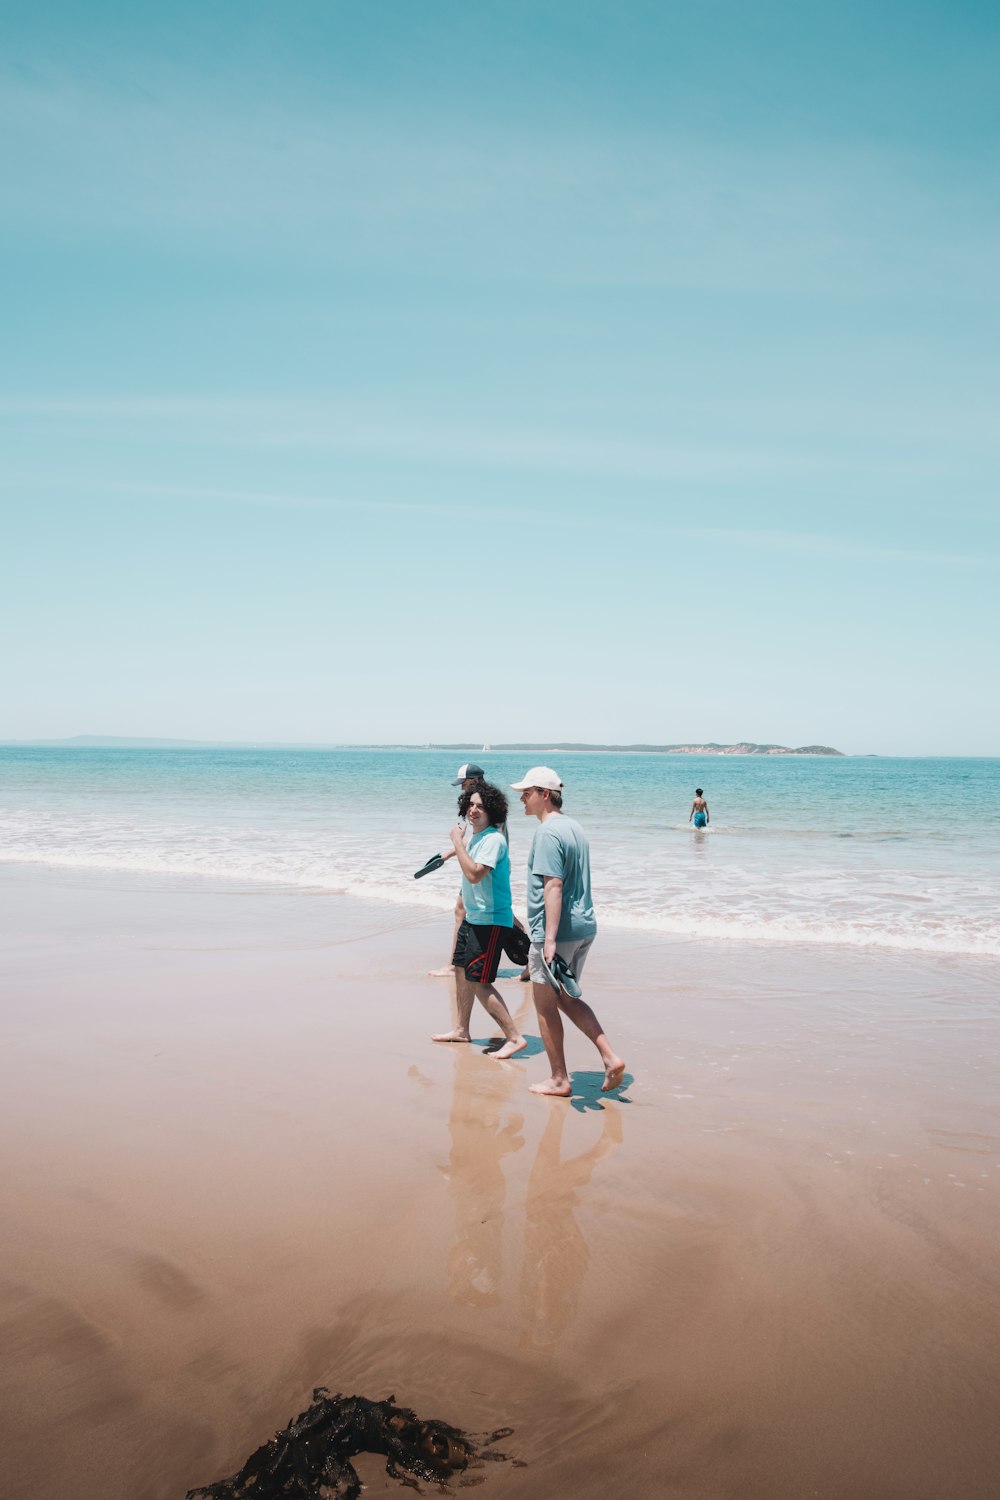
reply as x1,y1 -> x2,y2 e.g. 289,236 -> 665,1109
559,1068 -> 635,1112
437,1047 -> 524,1307
519,1104 -> 624,1355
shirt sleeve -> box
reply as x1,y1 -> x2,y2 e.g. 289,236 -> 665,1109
474,830 -> 504,869
530,824 -> 566,879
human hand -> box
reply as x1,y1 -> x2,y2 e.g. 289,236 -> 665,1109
543,934 -> 556,964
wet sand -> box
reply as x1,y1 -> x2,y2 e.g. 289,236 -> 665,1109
1,863 -> 999,1499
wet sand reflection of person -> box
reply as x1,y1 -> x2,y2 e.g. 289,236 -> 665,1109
519,1105 -> 623,1356
439,1047 -> 524,1307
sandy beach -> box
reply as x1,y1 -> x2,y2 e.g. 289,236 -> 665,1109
2,862 -> 998,1499
5,0 -> 997,1483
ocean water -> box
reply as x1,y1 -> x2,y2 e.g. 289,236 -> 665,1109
2,746 -> 998,958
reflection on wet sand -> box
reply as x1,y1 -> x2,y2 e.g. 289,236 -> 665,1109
519,1106 -> 623,1356
439,1049 -> 524,1306
439,1042 -> 626,1348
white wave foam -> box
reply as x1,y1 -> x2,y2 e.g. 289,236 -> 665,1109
0,842 -> 458,916
3,808 -> 998,958
596,904 -> 1000,958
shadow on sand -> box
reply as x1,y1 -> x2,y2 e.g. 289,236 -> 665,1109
565,1069 -> 634,1113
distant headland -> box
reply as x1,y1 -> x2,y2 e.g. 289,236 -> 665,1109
2,736 -> 845,756
433,742 -> 845,757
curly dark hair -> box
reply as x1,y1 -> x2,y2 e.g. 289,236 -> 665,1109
458,780 -> 508,827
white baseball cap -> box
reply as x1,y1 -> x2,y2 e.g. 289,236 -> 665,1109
510,766 -> 563,791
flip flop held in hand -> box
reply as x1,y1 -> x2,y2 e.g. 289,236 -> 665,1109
511,767 -> 627,1098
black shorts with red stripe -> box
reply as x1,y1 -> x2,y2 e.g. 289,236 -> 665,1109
452,920 -> 530,983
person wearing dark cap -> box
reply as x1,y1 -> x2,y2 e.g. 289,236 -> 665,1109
511,766 -> 625,1096
428,763 -> 488,978
451,762 -> 486,788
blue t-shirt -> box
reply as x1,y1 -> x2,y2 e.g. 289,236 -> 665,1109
462,826 -> 514,927
526,815 -> 597,943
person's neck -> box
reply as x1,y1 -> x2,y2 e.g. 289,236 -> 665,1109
538,807 -> 562,823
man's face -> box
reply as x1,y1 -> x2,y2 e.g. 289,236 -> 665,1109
466,792 -> 488,831
461,778 -> 478,793
520,786 -> 547,817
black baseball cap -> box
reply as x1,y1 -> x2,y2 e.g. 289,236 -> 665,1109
451,762 -> 485,785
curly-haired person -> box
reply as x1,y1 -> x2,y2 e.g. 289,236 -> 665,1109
432,781 -> 529,1059
428,762 -> 488,978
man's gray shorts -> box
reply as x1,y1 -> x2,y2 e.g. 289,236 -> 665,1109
528,935 -> 595,988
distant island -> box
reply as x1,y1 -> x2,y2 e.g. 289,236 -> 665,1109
2,736 -> 845,756
433,742 -> 845,757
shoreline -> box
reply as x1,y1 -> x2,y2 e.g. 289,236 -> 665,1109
3,740 -> 847,754
2,864 -> 999,1498
2,854 -> 997,963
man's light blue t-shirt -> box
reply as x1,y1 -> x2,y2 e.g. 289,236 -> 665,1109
526,815 -> 598,943
462,827 -> 514,927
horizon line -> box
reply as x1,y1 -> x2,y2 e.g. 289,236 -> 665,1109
2,735 -> 981,759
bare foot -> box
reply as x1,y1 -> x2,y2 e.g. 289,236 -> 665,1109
428,965 -> 456,978
529,1077 -> 572,1097
601,1059 -> 626,1092
431,1029 -> 471,1043
519,967 -> 530,982
491,1037 -> 527,1060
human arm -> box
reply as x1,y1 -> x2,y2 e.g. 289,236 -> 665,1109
439,818 -> 470,861
541,875 -> 563,963
449,824 -> 491,884
704,803 -> 710,824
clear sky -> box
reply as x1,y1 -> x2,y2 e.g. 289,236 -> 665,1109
2,1 -> 998,754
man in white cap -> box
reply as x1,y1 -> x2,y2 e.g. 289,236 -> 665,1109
428,764 -> 488,978
511,767 -> 625,1096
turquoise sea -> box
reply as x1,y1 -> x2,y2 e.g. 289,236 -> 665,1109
2,746 -> 998,958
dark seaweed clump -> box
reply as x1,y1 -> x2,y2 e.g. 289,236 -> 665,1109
187,1388 -> 516,1498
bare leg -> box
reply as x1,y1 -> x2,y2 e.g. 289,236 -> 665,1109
472,983 -> 526,1059
432,968 -> 475,1042
529,981 -> 572,1095
429,892 -> 465,977
489,988 -> 532,1045
556,993 -> 625,1091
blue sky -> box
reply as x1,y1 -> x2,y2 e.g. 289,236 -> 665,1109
2,1 -> 998,753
